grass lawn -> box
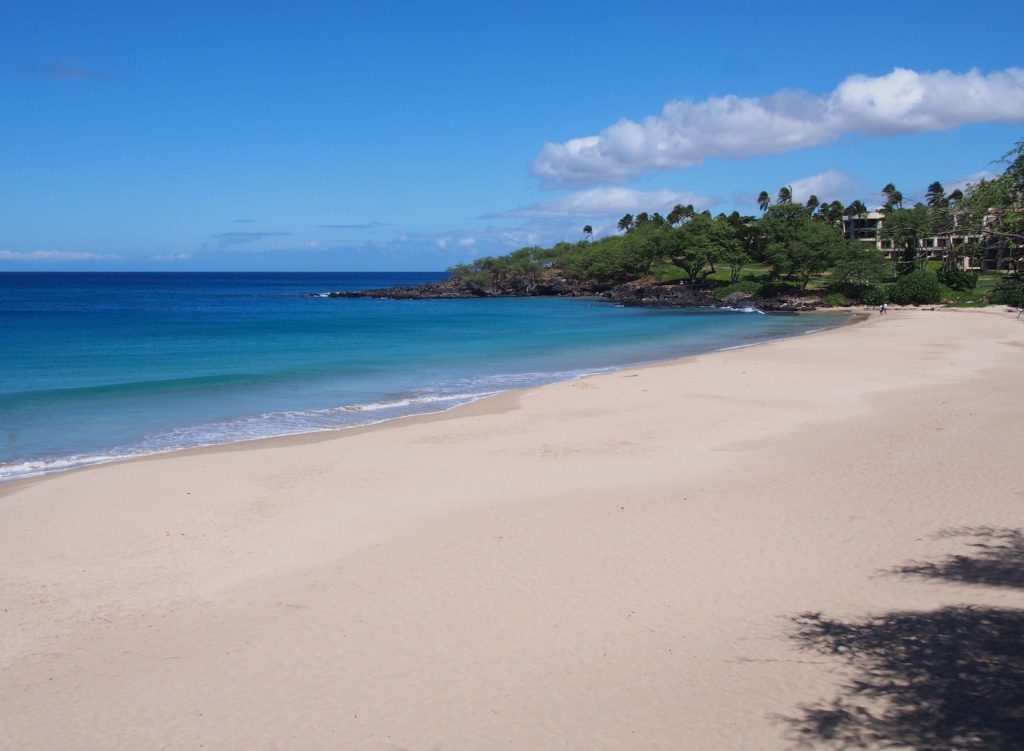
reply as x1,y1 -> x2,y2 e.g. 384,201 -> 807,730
942,271 -> 1007,306
653,262 -> 774,285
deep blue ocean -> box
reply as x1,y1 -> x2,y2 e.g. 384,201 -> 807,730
0,272 -> 846,480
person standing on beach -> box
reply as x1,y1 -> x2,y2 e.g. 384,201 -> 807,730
880,303 -> 888,315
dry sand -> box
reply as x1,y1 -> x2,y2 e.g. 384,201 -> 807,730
1,308 -> 1022,749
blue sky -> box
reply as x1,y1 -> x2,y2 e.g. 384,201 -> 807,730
2,0 -> 1023,271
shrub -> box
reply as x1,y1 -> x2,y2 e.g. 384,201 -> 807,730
827,281 -> 869,300
827,280 -> 895,303
889,269 -> 942,305
858,285 -> 889,306
989,275 -> 1024,307
936,267 -> 979,291
757,281 -> 801,298
821,293 -> 848,307
713,280 -> 761,300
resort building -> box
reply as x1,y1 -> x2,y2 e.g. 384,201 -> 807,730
840,211 -> 1015,271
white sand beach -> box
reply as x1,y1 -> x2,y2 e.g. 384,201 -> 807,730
2,307 -> 1022,749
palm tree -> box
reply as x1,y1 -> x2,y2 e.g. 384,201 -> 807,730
845,199 -> 868,218
926,181 -> 947,208
669,203 -> 695,225
806,195 -> 820,212
617,214 -> 634,233
777,185 -> 793,205
844,200 -> 868,241
881,183 -> 903,212
582,224 -> 593,241
826,200 -> 845,225
757,191 -> 771,213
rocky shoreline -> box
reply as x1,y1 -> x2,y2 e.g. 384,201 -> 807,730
312,277 -> 820,312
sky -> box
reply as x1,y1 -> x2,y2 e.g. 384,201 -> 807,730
2,0 -> 1023,271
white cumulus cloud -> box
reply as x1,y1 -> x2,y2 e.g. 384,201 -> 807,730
532,67 -> 1024,186
787,170 -> 856,203
493,186 -> 713,218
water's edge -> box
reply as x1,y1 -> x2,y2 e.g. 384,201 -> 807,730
0,310 -> 859,485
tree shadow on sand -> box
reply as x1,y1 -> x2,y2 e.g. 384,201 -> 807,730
784,527 -> 1024,750
894,527 -> 1024,591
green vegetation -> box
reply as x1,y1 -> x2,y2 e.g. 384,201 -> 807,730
821,293 -> 849,307
447,138 -> 1024,307
858,286 -> 889,306
989,275 -> 1024,307
936,268 -> 978,291
889,269 -> 943,305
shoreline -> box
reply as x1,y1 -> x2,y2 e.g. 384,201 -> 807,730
3,306 -> 1021,749
0,307 -> 859,492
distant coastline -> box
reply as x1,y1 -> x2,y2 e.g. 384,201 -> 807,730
313,276 -> 823,312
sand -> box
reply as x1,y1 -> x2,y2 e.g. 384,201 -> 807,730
2,307 -> 1022,749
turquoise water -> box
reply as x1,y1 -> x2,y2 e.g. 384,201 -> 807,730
0,273 -> 846,480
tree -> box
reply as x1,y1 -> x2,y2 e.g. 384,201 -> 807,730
582,224 -> 593,241
668,203 -> 694,226
828,200 -> 846,223
761,202 -> 813,247
765,219 -> 844,290
666,214 -> 738,285
880,205 -> 930,274
845,200 -> 868,218
720,244 -> 751,283
831,243 -> 892,285
960,138 -> 1024,269
622,223 -> 671,275
563,235 -> 648,283
777,185 -> 793,205
925,181 -> 948,209
806,195 -> 820,212
617,214 -> 634,233
881,183 -> 904,212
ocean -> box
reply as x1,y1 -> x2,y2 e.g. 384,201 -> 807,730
0,272 -> 846,480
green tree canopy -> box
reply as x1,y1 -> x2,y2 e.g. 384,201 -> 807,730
765,219 -> 845,290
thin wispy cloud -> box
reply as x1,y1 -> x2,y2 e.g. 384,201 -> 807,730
889,172 -> 1003,207
210,231 -> 290,248
396,218 -> 599,257
151,253 -> 193,261
0,250 -> 118,261
491,187 -> 713,219
39,61 -> 103,80
532,67 -> 1024,186
318,221 -> 392,229
230,219 -> 257,224
947,170 -> 999,192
